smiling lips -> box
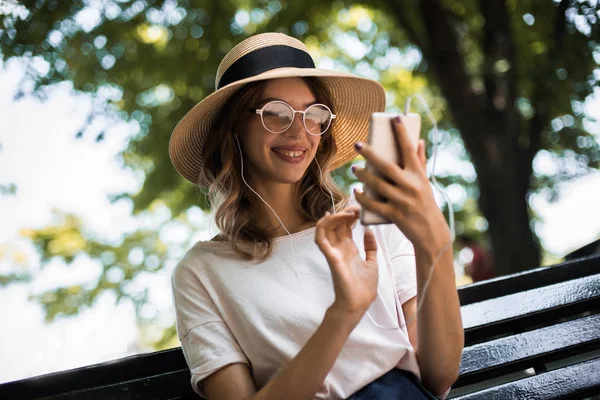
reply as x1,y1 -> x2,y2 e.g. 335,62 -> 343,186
271,146 -> 308,164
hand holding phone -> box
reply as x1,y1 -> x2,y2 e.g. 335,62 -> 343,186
360,112 -> 422,225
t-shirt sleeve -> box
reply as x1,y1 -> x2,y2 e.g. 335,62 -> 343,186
381,224 -> 418,305
171,258 -> 250,398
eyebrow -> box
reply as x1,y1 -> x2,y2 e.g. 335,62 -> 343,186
256,97 -> 318,108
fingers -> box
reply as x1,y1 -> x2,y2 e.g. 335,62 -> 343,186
353,142 -> 404,185
315,209 -> 358,249
354,188 -> 397,221
363,229 -> 378,263
318,208 -> 358,225
391,116 -> 418,169
417,139 -> 427,170
340,205 -> 361,215
352,166 -> 407,206
335,219 -> 350,241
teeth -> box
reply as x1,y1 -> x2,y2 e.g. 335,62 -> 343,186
276,150 -> 304,157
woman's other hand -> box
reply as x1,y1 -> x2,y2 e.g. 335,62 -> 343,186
352,116 -> 451,257
315,206 -> 379,323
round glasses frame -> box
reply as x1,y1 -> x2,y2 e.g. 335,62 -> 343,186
253,100 -> 336,136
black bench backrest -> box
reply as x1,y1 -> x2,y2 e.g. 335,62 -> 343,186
458,255 -> 599,306
1,255 -> 599,399
451,254 -> 600,399
0,348 -> 194,400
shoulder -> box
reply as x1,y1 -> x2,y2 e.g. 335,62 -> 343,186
171,240 -> 233,287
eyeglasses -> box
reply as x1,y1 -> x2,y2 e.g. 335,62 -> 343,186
253,100 -> 336,136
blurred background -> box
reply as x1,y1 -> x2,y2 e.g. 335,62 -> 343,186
0,0 -> 599,384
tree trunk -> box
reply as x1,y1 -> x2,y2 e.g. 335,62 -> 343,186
472,128 -> 542,276
394,0 -> 544,276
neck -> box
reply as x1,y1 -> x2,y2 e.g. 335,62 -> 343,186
247,180 -> 313,238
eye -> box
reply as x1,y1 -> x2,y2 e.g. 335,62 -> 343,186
304,104 -> 333,135
260,101 -> 294,132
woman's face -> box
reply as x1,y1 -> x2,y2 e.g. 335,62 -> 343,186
239,77 -> 323,186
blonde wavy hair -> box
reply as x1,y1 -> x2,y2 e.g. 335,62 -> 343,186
200,77 -> 349,261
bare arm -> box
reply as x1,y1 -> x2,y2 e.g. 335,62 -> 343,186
205,210 -> 379,400
256,307 -> 360,400
354,117 -> 464,396
204,307 -> 360,400
401,242 -> 463,396
203,364 -> 256,400
402,297 -> 418,350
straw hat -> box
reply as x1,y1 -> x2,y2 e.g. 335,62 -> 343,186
169,32 -> 386,186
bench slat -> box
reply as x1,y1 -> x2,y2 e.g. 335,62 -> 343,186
452,356 -> 600,399
35,370 -> 196,400
456,313 -> 600,387
458,255 -> 600,306
462,274 -> 600,344
0,349 -> 188,400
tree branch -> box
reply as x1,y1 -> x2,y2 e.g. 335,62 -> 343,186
479,0 -> 518,134
384,0 -> 428,55
415,0 -> 487,152
523,0 -> 571,177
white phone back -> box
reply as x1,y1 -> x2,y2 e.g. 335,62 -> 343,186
360,112 -> 422,225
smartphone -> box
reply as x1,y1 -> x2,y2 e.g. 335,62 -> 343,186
360,112 -> 422,225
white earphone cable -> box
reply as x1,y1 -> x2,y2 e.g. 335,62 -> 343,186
397,95 -> 455,329
233,97 -> 455,332
234,136 -> 302,276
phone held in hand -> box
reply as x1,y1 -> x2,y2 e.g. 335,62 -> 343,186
360,112 -> 422,226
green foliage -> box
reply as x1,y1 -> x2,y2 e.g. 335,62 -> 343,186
19,208 -> 174,322
1,0 -> 598,347
0,182 -> 17,196
0,271 -> 30,287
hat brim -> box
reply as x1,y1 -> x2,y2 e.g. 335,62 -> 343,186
169,67 -> 386,186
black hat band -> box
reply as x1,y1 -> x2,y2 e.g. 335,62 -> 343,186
217,45 -> 316,90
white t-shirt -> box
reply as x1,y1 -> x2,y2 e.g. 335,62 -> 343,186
171,220 -> 444,399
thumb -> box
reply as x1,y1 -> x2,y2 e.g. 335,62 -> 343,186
417,139 -> 427,169
364,229 -> 378,263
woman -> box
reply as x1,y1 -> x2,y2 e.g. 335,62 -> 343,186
170,33 -> 463,400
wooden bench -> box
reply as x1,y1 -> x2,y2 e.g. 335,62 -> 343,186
1,254 -> 599,399
450,253 -> 600,399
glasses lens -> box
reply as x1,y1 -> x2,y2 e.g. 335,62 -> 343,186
305,104 -> 332,135
262,102 -> 293,133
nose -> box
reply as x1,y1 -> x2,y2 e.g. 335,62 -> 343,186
284,111 -> 305,137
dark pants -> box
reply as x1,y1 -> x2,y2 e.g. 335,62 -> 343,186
346,368 -> 440,400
